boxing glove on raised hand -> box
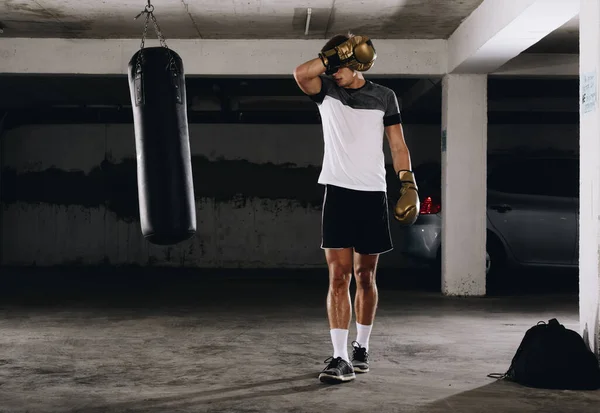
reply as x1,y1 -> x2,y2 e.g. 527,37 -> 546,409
345,58 -> 375,72
319,35 -> 377,75
394,170 -> 420,225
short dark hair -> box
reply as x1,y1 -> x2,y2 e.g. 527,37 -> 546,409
321,31 -> 354,52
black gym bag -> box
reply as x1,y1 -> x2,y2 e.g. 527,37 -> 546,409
488,318 -> 600,390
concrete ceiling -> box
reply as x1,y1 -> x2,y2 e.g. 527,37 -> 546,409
0,1 -> 580,54
1,0 -> 487,39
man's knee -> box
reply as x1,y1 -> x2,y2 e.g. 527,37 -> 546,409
355,266 -> 376,289
328,262 -> 352,289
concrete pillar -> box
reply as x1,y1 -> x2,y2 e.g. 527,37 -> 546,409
579,0 -> 600,356
440,74 -> 487,296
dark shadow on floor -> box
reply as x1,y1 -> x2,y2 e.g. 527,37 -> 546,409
413,379 -> 600,413
70,373 -> 331,413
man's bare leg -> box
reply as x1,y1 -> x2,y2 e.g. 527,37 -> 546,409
354,251 -> 379,329
325,248 -> 353,357
351,251 -> 379,372
318,247 -> 356,383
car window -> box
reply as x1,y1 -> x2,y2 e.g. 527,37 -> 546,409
488,158 -> 578,198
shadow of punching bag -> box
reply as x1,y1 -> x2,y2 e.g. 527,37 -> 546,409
127,46 -> 196,245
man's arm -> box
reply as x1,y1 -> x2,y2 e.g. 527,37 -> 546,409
385,123 -> 412,175
293,58 -> 326,96
386,122 -> 420,225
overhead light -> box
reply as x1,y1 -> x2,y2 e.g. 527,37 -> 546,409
305,8 -> 312,36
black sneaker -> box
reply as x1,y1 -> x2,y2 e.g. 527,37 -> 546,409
351,341 -> 369,373
318,356 -> 356,384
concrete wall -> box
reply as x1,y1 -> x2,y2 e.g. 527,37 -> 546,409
0,122 -> 578,268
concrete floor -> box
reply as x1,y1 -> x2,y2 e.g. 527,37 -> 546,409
0,267 -> 598,413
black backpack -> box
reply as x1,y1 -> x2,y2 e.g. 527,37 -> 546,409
488,318 -> 600,390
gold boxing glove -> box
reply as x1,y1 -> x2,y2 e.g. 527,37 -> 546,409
318,35 -> 377,75
346,59 -> 374,72
394,170 -> 420,225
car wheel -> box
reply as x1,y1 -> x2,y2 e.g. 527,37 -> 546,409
486,232 -> 506,291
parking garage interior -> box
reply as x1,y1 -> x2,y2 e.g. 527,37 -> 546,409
0,1 -> 598,412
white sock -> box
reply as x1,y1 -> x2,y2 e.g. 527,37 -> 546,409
330,329 -> 349,362
356,323 -> 373,352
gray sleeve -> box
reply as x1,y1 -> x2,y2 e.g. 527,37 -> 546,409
383,90 -> 402,126
309,76 -> 334,104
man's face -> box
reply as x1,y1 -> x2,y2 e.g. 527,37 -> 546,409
332,67 -> 356,88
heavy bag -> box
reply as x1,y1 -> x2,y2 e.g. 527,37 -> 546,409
127,46 -> 196,245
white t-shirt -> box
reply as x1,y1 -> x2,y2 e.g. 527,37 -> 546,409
310,76 -> 402,192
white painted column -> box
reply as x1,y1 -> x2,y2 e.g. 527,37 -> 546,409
579,0 -> 600,356
441,75 -> 488,296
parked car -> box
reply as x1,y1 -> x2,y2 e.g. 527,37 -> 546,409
396,155 -> 579,277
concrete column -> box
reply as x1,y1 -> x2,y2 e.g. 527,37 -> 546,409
579,0 -> 600,356
441,74 -> 487,296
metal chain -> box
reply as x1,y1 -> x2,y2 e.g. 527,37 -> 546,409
149,12 -> 168,49
134,1 -> 177,73
134,11 -> 150,73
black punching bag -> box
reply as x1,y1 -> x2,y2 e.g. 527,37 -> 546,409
128,46 -> 196,245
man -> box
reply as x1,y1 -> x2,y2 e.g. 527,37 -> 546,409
293,33 -> 419,384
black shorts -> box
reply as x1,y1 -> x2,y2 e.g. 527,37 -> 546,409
320,184 -> 393,255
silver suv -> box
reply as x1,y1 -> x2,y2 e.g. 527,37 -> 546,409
395,155 -> 579,277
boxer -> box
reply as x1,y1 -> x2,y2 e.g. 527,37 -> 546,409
293,33 -> 419,384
